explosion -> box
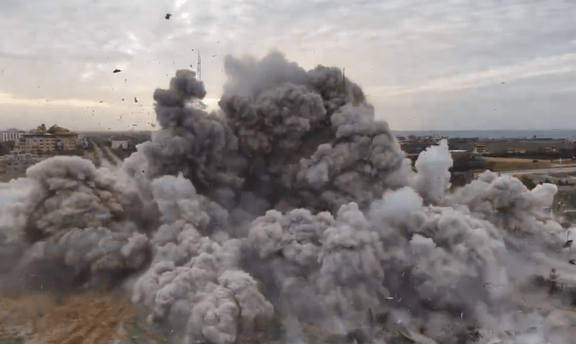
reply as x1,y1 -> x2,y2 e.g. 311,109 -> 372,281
1,51 -> 575,343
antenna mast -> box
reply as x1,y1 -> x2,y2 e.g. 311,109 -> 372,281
197,50 -> 202,81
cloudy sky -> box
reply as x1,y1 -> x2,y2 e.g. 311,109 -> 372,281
1,0 -> 575,131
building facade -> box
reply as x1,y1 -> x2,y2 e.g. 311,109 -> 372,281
0,130 -> 24,142
473,144 -> 488,155
0,149 -> 41,174
17,124 -> 78,153
111,139 -> 129,149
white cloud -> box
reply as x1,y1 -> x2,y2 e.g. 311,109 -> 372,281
0,93 -> 115,108
380,53 -> 576,97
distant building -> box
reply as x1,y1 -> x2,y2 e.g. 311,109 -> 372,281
0,149 -> 42,174
77,135 -> 90,148
542,146 -> 558,153
17,124 -> 78,153
473,144 -> 488,155
0,129 -> 25,142
507,148 -> 527,154
111,138 -> 129,149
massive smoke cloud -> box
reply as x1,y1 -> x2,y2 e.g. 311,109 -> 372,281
1,51 -> 575,343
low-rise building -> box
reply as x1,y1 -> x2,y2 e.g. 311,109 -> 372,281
111,138 -> 130,149
0,149 -> 41,174
473,144 -> 488,155
0,129 -> 25,142
542,146 -> 558,153
507,148 -> 527,154
17,124 -> 78,153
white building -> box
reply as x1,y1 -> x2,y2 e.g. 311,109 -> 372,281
111,139 -> 129,149
1,129 -> 24,142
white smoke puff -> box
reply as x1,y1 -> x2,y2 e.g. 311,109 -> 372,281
121,232 -> 150,269
221,51 -> 308,99
292,103 -> 411,211
0,177 -> 32,209
0,155 -> 162,290
410,139 -> 453,204
280,209 -> 325,267
152,174 -> 208,226
183,270 -> 274,343
369,186 -> 427,237
298,144 -> 332,186
318,203 -> 387,322
409,230 -> 507,308
132,228 -> 245,331
132,260 -> 176,309
247,208 -> 330,268
186,285 -> 240,343
151,174 -> 228,233
13,225 -> 150,290
218,270 -> 274,327
25,156 -> 97,187
247,209 -> 284,259
446,173 -> 564,252
20,156 -> 155,242
0,178 -> 33,243
528,182 -> 558,212
152,223 -> 218,265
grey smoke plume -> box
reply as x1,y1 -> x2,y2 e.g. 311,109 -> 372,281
1,51 -> 575,343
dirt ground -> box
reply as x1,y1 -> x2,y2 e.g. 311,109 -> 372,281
0,290 -> 170,344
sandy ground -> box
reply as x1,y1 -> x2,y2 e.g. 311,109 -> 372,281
0,290 -> 170,344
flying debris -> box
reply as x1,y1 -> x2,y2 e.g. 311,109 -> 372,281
165,13 -> 172,20
564,239 -> 573,248
569,260 -> 576,265
134,97 -> 138,103
1,51 -> 576,344
113,69 -> 121,73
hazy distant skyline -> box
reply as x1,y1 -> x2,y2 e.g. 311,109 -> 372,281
1,0 -> 575,131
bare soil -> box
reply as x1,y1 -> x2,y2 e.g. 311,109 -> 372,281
0,290 -> 169,344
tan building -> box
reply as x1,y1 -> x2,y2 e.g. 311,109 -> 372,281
18,124 -> 78,153
473,144 -> 488,155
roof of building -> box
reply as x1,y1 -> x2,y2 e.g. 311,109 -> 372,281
1,128 -> 24,133
22,132 -> 77,138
